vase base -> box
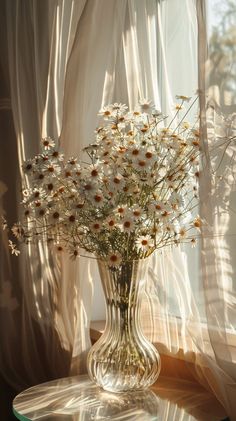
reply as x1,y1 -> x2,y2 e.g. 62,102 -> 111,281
100,384 -> 149,394
89,365 -> 161,394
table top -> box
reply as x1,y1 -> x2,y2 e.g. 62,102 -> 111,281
13,374 -> 226,421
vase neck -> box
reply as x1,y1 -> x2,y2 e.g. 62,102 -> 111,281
97,259 -> 149,332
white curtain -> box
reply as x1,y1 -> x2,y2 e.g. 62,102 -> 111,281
143,3 -> 236,420
0,0 -> 92,390
0,0 -> 235,419
195,0 -> 236,417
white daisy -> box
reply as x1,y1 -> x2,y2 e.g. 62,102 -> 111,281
121,217 -> 134,233
99,103 -> 128,119
42,162 -> 61,176
132,156 -> 150,171
191,139 -> 200,149
181,121 -> 190,130
48,209 -> 61,224
160,207 -> 172,220
106,217 -> 117,230
100,148 -> 112,161
125,111 -> 142,124
116,205 -> 127,217
138,99 -> 155,114
163,222 -> 177,234
1,216 -> 7,230
11,223 -> 24,239
48,149 -> 64,161
55,244 -> 64,253
152,109 -> 162,118
22,159 -> 34,175
128,147 -> 141,161
45,179 -> 57,192
169,192 -> 185,209
67,157 -> 78,167
41,137 -> 55,150
109,174 -> 125,191
8,240 -> 20,256
136,235 -> 154,251
63,166 -> 73,178
175,95 -> 191,102
83,143 -> 100,153
35,204 -> 48,218
148,200 -> 164,213
90,221 -> 102,233
178,227 -> 187,238
131,206 -> 142,219
67,213 -> 77,224
131,149 -> 157,170
193,217 -> 202,231
73,165 -> 84,179
106,251 -> 122,267
190,238 -> 197,248
23,208 -> 32,218
73,201 -> 86,212
32,171 -> 46,185
90,192 -> 105,207
31,187 -> 46,201
80,180 -> 98,197
116,145 -> 127,156
110,103 -> 128,114
143,150 -> 156,163
150,223 -> 160,236
173,103 -> 185,111
87,164 -> 101,180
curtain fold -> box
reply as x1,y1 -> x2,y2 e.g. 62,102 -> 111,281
195,0 -> 236,417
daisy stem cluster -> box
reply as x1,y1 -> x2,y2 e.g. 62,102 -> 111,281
8,96 -> 202,265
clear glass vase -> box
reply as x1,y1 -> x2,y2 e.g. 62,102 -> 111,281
87,258 -> 161,393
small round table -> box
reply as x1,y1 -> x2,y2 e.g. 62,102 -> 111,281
12,374 -> 222,420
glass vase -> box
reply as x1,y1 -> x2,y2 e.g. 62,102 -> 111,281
87,258 -> 161,393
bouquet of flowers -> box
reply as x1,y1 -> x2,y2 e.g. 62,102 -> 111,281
8,96 -> 201,265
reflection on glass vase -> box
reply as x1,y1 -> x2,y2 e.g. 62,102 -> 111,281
87,258 -> 161,393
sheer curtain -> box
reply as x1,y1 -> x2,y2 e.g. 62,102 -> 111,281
0,0 -> 235,419
0,0 -> 91,390
142,2 -> 236,419
144,2 -> 236,420
195,0 -> 236,418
